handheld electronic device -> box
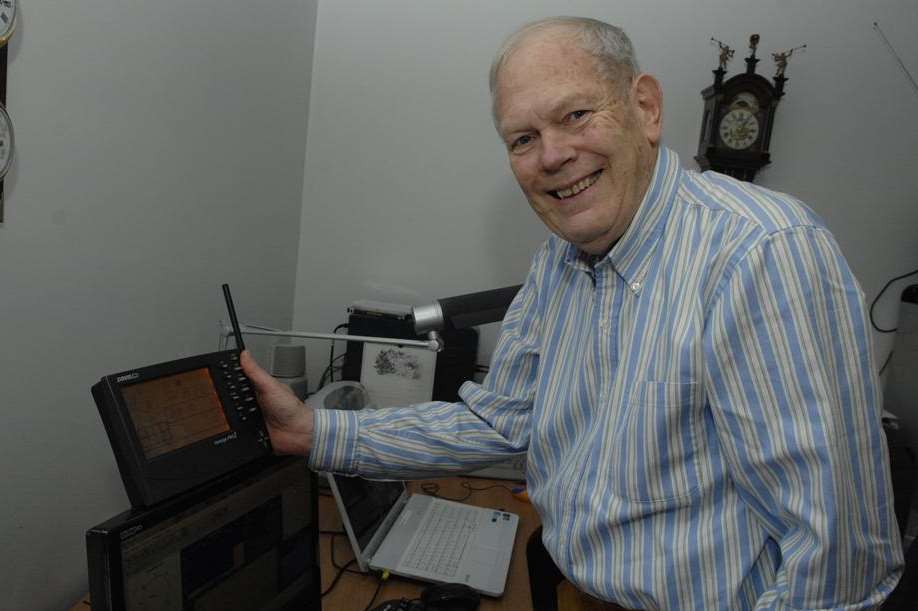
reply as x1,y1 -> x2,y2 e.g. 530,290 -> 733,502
92,284 -> 273,507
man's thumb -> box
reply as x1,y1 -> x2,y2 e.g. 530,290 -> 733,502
240,350 -> 274,389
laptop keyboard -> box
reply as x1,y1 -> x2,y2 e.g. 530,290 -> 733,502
399,501 -> 480,577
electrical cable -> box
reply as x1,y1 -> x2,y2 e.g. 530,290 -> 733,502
869,267 -> 918,333
330,533 -> 367,574
879,349 -> 895,377
320,557 -> 357,597
317,353 -> 348,390
327,323 -> 349,384
419,480 -> 518,502
322,532 -> 388,604
361,571 -> 389,611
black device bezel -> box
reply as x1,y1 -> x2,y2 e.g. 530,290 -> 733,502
92,348 -> 273,508
86,456 -> 321,611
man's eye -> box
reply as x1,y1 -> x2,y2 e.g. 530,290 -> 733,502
567,110 -> 591,122
510,134 -> 535,150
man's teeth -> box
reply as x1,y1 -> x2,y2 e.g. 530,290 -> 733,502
555,172 -> 600,199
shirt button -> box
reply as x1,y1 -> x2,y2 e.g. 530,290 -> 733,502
631,281 -> 642,292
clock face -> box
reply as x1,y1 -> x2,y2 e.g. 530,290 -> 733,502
0,104 -> 13,180
0,0 -> 16,44
733,92 -> 759,113
718,108 -> 759,150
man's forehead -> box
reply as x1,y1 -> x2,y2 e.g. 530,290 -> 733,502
500,30 -> 596,81
494,48 -> 618,134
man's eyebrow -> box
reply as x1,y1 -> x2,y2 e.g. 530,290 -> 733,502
497,115 -> 531,140
498,93 -> 596,138
548,92 -> 592,113
498,122 -> 528,140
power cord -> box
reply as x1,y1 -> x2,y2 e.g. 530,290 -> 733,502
329,533 -> 366,575
320,556 -> 357,597
879,349 -> 896,377
869,267 -> 918,333
315,323 -> 350,389
362,570 -> 390,611
320,530 -> 391,609
868,267 -> 918,376
317,353 -> 348,390
320,531 -> 365,599
328,323 -> 349,381
419,480 -> 518,502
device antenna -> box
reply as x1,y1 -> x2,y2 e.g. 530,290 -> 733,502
222,283 -> 246,351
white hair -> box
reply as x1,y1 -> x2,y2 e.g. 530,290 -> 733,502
489,17 -> 640,122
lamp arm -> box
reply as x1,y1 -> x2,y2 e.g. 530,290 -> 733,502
219,322 -> 442,351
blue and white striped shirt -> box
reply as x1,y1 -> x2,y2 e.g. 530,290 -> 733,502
310,147 -> 903,609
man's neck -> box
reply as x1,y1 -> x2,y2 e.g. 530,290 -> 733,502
578,250 -> 607,268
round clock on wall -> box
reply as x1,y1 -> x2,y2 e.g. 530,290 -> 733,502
0,0 -> 16,222
0,103 -> 13,180
719,107 -> 759,150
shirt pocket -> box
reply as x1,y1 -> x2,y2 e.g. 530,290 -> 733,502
608,380 -> 707,504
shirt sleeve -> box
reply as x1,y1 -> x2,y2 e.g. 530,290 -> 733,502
308,263 -> 543,479
704,226 -> 904,610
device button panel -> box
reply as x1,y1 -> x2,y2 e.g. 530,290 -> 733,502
216,353 -> 263,427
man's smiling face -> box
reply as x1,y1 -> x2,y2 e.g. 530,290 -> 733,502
494,30 -> 662,255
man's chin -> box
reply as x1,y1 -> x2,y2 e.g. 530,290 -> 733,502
561,230 -> 616,255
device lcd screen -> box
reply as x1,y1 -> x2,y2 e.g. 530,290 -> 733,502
122,368 -> 230,460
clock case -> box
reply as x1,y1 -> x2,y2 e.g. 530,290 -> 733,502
695,52 -> 788,182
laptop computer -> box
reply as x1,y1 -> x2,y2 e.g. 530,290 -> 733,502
325,472 -> 519,596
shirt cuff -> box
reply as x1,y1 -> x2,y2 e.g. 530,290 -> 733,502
307,408 -> 360,473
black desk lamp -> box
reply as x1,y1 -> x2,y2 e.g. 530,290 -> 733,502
412,285 -> 522,343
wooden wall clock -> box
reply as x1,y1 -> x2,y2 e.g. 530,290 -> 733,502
696,34 -> 804,182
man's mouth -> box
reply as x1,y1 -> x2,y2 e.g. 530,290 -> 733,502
549,170 -> 603,200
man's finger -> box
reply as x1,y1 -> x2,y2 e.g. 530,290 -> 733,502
240,350 -> 276,389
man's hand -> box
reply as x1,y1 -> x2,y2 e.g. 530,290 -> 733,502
240,350 -> 314,456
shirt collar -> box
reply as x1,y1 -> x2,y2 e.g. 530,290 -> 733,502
563,146 -> 682,292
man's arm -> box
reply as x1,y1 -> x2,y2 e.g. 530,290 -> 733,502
241,266 -> 543,479
704,227 -> 903,610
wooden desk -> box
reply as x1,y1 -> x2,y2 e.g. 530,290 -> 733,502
71,477 -> 540,611
320,477 -> 540,611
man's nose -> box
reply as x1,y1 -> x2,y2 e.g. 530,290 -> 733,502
539,130 -> 576,172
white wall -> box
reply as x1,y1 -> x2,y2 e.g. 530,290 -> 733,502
0,1 -> 318,609
294,0 -> 918,391
2,0 -> 917,608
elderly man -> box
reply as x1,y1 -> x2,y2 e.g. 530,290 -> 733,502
242,16 -> 903,609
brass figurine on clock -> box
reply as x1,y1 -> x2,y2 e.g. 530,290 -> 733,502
695,34 -> 804,182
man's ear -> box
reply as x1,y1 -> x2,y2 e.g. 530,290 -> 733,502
631,73 -> 663,145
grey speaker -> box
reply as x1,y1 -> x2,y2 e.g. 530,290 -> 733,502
271,344 -> 306,377
271,344 -> 308,400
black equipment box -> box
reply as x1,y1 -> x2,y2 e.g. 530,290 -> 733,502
86,456 -> 320,611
